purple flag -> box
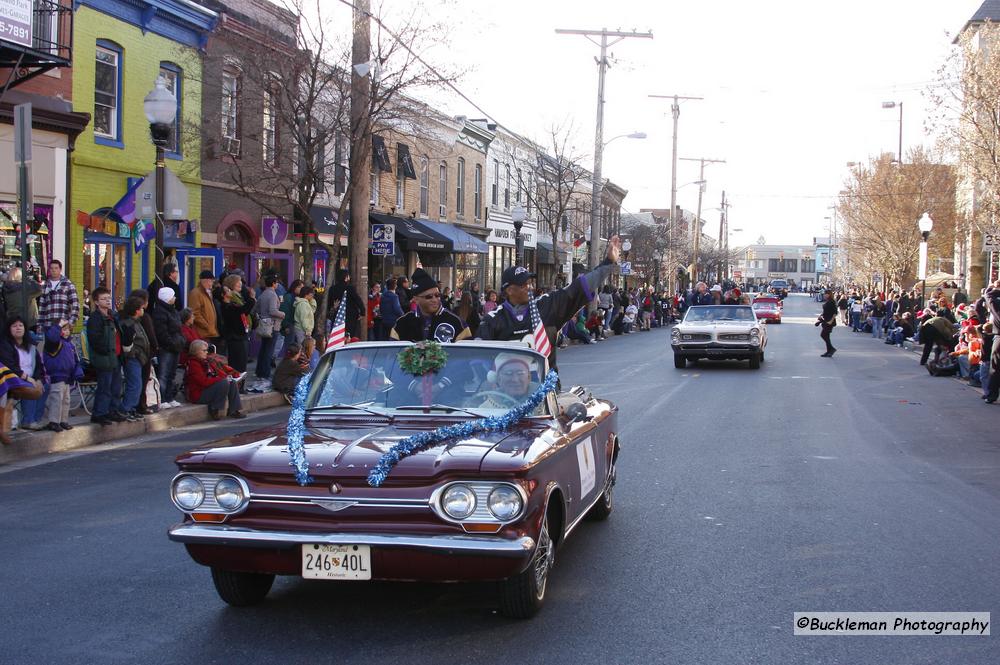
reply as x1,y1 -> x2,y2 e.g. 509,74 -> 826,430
113,178 -> 145,225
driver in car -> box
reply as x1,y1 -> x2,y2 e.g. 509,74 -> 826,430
472,353 -> 538,409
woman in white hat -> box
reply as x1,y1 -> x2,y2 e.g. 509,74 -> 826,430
151,286 -> 186,408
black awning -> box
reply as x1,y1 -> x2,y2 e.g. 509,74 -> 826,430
397,143 -> 417,180
308,205 -> 346,235
370,212 -> 452,253
372,135 -> 392,172
536,241 -> 568,265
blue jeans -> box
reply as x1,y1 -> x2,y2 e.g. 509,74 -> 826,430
255,335 -> 277,380
850,311 -> 861,330
604,308 -> 615,331
19,386 -> 48,425
94,367 -> 123,418
871,316 -> 884,338
158,351 -> 179,402
122,358 -> 142,413
980,358 -> 991,397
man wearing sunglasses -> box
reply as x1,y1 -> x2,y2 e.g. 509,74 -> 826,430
477,235 -> 622,367
390,268 -> 470,343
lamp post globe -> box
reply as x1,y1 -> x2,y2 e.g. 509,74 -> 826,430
144,75 -> 177,286
918,212 -> 933,239
511,205 -> 526,265
144,76 -> 177,126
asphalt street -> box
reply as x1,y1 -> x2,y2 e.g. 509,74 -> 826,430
1,295 -> 997,664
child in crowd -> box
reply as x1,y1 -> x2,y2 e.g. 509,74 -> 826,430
272,343 -> 309,397
42,320 -> 83,432
301,336 -> 320,372
623,302 -> 638,333
179,308 -> 202,367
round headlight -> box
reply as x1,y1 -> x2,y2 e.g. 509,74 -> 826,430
173,475 -> 204,511
214,477 -> 245,511
441,484 -> 476,519
488,485 -> 523,521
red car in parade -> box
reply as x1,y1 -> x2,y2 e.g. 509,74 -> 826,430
751,298 -> 782,323
168,341 -> 619,619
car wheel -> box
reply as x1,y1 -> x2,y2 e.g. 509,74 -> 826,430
587,454 -> 616,521
748,353 -> 761,370
673,355 -> 686,369
210,568 -> 275,607
499,511 -> 555,619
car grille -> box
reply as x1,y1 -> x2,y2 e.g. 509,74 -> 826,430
718,333 -> 750,341
680,333 -> 711,341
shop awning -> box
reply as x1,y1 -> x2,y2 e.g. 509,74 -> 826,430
421,219 -> 489,254
370,212 -> 451,253
536,241 -> 568,265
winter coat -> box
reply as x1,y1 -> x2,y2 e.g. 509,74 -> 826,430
329,281 -> 365,325
38,276 -> 81,329
120,317 -> 151,365
272,356 -> 309,395
293,297 -> 316,335
86,309 -> 123,371
279,292 -> 297,333
3,279 -> 43,329
185,355 -> 239,403
0,337 -> 47,382
188,286 -> 219,339
152,303 -> 186,354
217,287 -> 255,340
379,290 -> 404,328
42,325 -> 83,384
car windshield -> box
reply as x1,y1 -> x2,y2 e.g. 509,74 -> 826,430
305,344 -> 549,416
684,306 -> 756,322
752,302 -> 774,310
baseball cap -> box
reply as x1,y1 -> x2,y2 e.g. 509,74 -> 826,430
501,266 -> 535,290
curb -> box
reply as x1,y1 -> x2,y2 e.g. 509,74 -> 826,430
0,391 -> 289,466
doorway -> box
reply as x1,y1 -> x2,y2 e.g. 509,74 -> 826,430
176,248 -> 224,308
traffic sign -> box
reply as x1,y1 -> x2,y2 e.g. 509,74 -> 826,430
620,261 -> 632,275
371,223 -> 394,255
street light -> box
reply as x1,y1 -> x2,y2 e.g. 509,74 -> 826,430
918,212 -> 933,309
603,131 -> 647,147
621,239 -> 632,291
511,204 -> 526,267
590,132 -> 646,272
881,101 -> 903,164
143,76 -> 177,284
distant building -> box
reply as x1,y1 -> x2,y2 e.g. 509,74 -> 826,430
735,243 -> 819,290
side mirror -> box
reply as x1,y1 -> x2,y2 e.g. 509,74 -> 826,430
563,402 -> 588,423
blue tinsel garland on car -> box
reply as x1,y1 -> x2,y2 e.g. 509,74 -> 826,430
284,369 -> 560,487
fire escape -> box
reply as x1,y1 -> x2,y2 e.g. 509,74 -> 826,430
0,0 -> 73,99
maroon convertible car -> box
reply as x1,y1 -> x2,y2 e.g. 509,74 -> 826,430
168,341 -> 619,618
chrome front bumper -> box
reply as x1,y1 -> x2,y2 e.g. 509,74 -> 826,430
169,523 -> 535,557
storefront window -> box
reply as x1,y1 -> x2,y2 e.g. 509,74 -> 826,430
0,203 -> 52,276
454,253 -> 481,291
84,240 -> 130,310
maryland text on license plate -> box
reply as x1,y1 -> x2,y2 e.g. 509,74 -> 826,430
302,544 -> 372,580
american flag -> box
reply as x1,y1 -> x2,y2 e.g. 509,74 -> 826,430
528,289 -> 551,357
325,296 -> 347,354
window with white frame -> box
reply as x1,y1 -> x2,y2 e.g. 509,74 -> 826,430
438,161 -> 448,218
221,66 -> 240,152
262,76 -> 278,166
420,156 -> 429,216
158,64 -> 181,154
492,159 -> 499,205
370,170 -> 380,207
504,164 -> 511,209
456,158 -> 465,215
474,164 -> 482,219
94,45 -> 120,140
396,177 -> 405,210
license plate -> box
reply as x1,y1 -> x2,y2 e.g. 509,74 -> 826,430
302,544 -> 372,580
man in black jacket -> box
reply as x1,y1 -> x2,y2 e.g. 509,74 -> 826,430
391,268 -> 469,343
817,290 -> 838,357
477,236 -> 621,369
984,282 -> 1000,403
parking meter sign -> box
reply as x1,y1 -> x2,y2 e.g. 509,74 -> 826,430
621,261 -> 632,275
371,224 -> 394,255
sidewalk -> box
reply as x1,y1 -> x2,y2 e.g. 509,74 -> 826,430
0,391 -> 289,466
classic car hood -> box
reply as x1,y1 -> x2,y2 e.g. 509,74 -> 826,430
678,320 -> 757,330
193,420 -> 549,482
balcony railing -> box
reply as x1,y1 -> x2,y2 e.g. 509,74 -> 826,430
0,0 -> 73,92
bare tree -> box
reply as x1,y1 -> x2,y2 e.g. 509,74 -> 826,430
208,0 -> 461,332
838,150 -> 958,289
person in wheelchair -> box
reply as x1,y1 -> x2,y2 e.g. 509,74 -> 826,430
468,353 -> 539,410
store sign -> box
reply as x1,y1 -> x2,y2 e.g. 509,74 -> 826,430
983,231 -> 1000,253
262,216 -> 288,246
0,0 -> 32,48
486,214 -> 537,248
370,223 -> 394,255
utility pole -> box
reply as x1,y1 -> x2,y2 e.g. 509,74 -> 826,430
649,94 -> 702,292
718,191 -> 731,282
349,0 -> 372,301
679,156 -> 724,284
556,27 -> 653,271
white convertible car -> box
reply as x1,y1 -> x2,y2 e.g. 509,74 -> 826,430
670,305 -> 768,369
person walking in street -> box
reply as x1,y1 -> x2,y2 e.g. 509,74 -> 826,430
37,260 -> 80,331
151,287 -> 186,409
817,289 -> 838,357
188,271 -> 219,344
85,287 -> 126,426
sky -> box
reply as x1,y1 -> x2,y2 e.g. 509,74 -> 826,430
320,0 -> 986,247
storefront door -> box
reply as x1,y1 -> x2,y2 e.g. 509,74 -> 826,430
83,239 -> 131,310
249,252 -> 293,289
176,248 -> 224,308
